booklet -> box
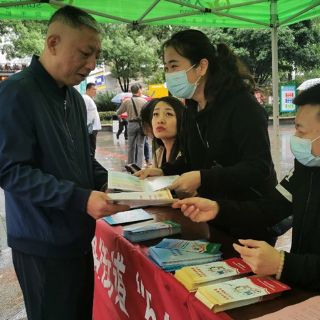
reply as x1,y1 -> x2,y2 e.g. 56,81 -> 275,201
174,257 -> 252,291
123,220 -> 182,242
107,190 -> 178,208
108,171 -> 179,192
195,275 -> 291,313
148,244 -> 222,269
103,208 -> 153,225
155,238 -> 221,254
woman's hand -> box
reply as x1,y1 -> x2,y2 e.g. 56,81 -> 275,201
233,239 -> 282,276
168,171 -> 201,194
134,168 -> 164,179
172,197 -> 219,222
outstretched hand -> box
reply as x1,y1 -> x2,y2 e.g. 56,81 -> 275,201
168,171 -> 201,195
172,197 -> 219,222
233,239 -> 281,276
134,168 -> 163,180
86,191 -> 129,220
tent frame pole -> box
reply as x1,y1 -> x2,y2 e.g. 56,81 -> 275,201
271,0 -> 281,181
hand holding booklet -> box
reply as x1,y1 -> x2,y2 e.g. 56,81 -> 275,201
108,171 -> 179,192
107,171 -> 179,207
107,189 -> 177,207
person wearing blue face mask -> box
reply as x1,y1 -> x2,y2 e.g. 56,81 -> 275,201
136,29 -> 280,245
172,83 -> 320,291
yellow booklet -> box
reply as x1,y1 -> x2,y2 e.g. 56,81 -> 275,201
195,275 -> 291,313
175,257 -> 252,291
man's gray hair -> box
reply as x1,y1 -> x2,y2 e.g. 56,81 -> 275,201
49,5 -> 103,34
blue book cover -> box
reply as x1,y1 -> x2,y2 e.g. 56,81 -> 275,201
155,238 -> 221,254
148,245 -> 222,267
146,254 -> 222,272
103,208 -> 153,225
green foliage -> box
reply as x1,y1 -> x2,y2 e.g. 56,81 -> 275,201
0,20 -> 47,59
144,69 -> 165,86
100,24 -> 160,92
94,92 -> 117,112
99,111 -> 117,122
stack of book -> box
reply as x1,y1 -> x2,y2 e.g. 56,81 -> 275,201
195,275 -> 291,312
148,239 -> 222,272
174,257 -> 252,291
123,220 -> 182,242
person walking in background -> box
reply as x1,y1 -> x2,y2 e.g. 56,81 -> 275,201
0,6 -> 128,320
116,105 -> 128,140
136,29 -> 282,245
173,83 -> 320,291
83,82 -> 101,157
116,84 -> 146,168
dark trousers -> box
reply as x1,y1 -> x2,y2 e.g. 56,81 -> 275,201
117,119 -> 128,138
12,249 -> 94,320
89,130 -> 99,157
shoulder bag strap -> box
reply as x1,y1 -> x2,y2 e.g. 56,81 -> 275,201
131,98 -> 144,132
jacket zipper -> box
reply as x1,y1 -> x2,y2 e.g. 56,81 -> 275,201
64,100 -> 75,149
297,172 -> 313,252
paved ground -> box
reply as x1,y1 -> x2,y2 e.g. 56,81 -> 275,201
0,124 -> 295,319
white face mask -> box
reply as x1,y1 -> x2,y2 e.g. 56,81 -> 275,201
165,64 -> 201,99
290,135 -> 320,166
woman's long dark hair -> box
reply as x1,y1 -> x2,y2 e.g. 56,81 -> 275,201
141,97 -> 185,167
161,29 -> 255,104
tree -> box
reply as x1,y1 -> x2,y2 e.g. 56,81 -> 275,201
0,20 -> 46,59
224,21 -> 320,86
101,25 -> 159,92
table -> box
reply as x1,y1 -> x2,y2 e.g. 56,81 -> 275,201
92,206 -> 316,320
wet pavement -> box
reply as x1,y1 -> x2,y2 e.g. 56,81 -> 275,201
0,124 -> 295,319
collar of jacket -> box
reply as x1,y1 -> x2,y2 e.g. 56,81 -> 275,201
30,55 -> 68,98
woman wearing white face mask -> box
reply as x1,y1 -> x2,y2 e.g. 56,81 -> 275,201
136,29 -> 280,245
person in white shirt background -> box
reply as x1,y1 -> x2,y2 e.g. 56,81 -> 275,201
83,82 -> 102,156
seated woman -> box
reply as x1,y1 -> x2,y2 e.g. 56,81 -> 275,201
140,96 -> 185,168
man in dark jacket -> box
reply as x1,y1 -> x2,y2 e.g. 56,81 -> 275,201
173,83 -> 320,291
0,6 -> 128,320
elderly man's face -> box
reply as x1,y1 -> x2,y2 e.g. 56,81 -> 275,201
52,23 -> 101,87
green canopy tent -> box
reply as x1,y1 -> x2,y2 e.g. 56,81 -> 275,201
2,0 -> 320,177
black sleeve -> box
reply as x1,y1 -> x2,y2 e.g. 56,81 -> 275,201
199,100 -> 276,199
213,173 -> 294,229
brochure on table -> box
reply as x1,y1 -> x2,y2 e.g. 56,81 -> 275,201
103,208 -> 153,225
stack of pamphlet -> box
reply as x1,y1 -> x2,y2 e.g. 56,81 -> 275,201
123,220 -> 182,242
195,275 -> 291,312
148,238 -> 222,272
174,257 -> 252,291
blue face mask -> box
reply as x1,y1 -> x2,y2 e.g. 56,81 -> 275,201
165,64 -> 201,99
290,135 -> 320,166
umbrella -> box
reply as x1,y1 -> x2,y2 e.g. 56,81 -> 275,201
111,92 -> 132,104
111,93 -> 152,104
297,78 -> 320,90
